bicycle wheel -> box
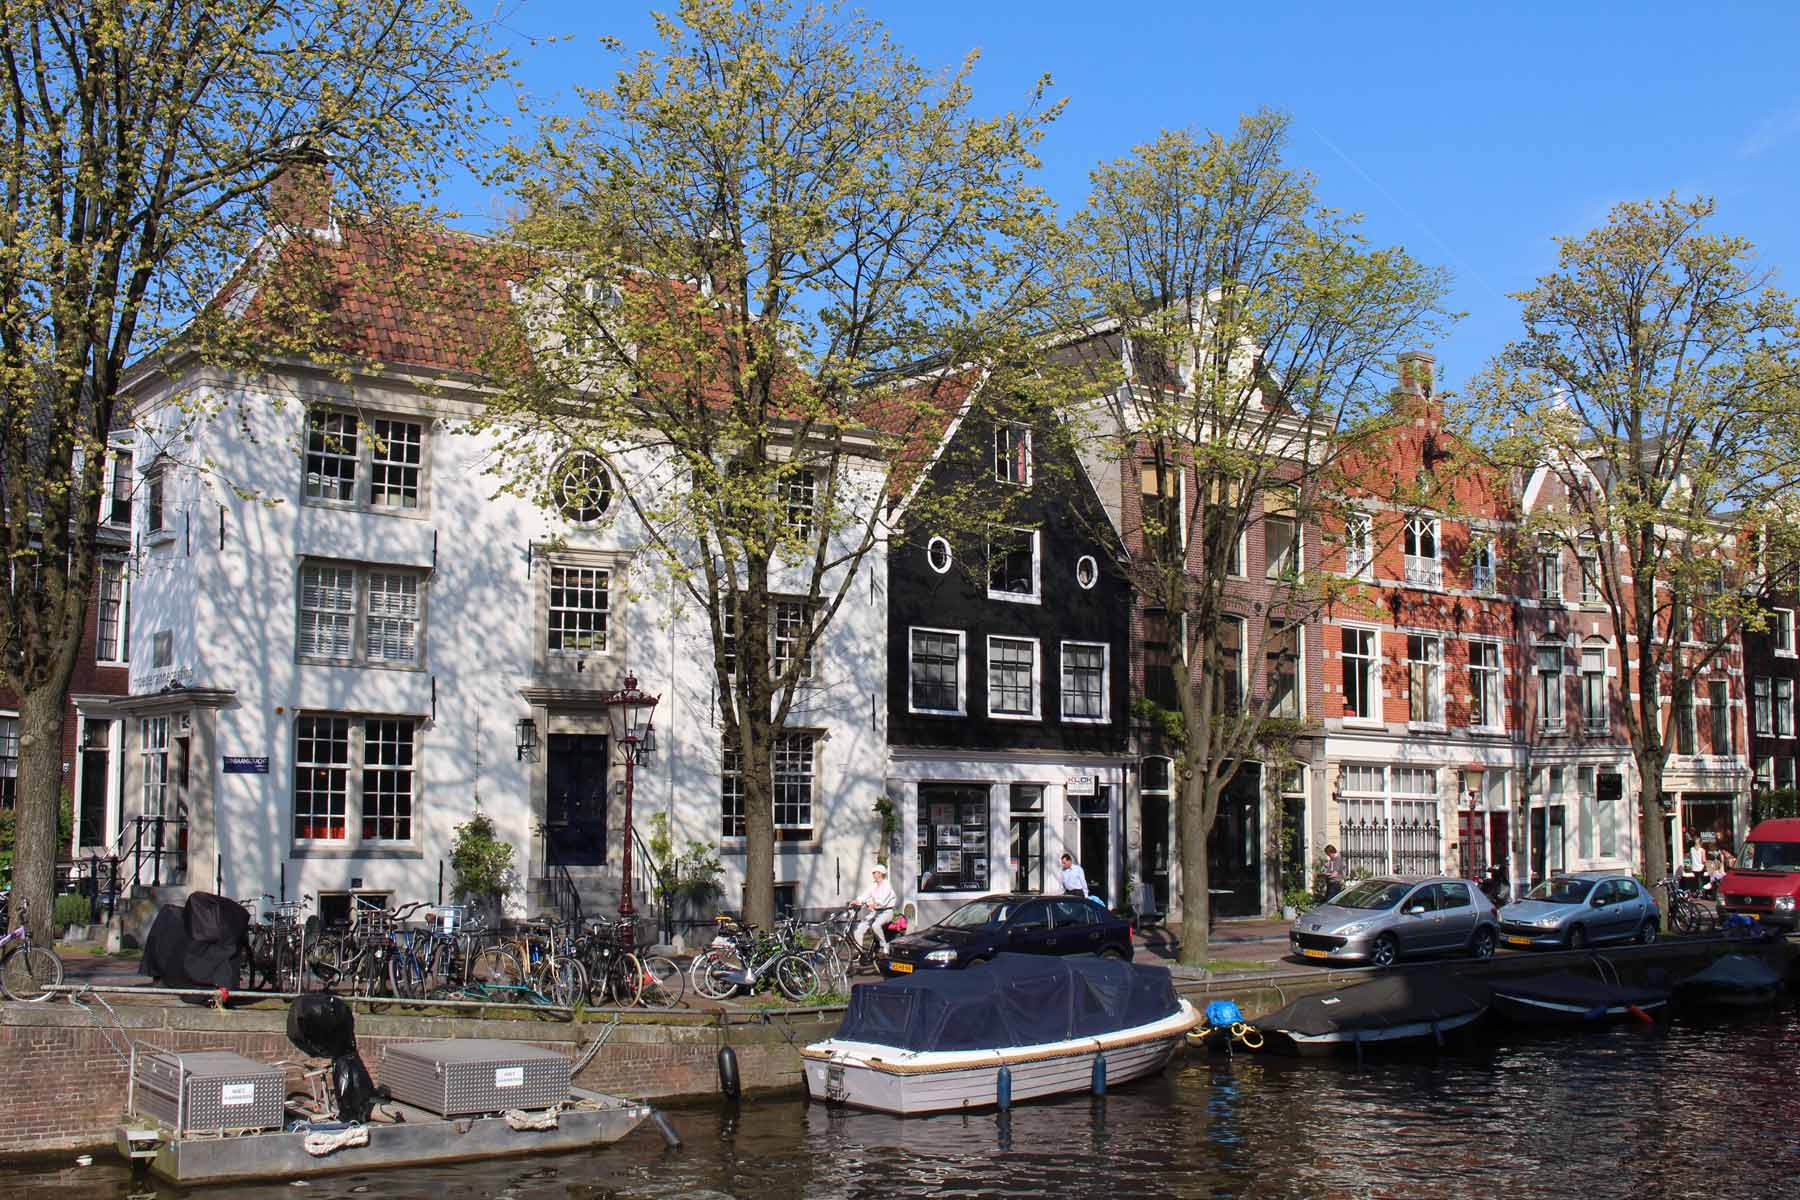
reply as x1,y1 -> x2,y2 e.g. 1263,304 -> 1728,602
470,945 -> 523,986
602,954 -> 645,1007
691,948 -> 742,1000
1,945 -> 63,1002
634,954 -> 685,1010
535,955 -> 589,1007
1670,898 -> 1698,934
773,953 -> 821,1002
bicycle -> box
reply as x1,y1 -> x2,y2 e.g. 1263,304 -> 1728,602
578,917 -> 686,1010
0,896 -> 64,1002
691,916 -> 822,1001
1659,876 -> 1717,935
813,906 -> 890,988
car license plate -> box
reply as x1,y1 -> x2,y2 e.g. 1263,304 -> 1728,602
1506,935 -> 1531,946
889,961 -> 913,973
1301,948 -> 1328,959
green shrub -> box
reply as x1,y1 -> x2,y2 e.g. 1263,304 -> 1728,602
450,812 -> 517,901
53,893 -> 92,929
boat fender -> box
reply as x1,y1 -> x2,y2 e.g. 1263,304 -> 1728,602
1205,1000 -> 1245,1028
717,1046 -> 741,1103
996,1065 -> 1012,1111
650,1108 -> 682,1148
1091,1053 -> 1106,1096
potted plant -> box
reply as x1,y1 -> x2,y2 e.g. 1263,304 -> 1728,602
646,814 -> 725,943
1280,885 -> 1312,921
450,811 -> 517,926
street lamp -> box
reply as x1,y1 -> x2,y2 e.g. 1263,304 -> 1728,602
599,674 -> 659,919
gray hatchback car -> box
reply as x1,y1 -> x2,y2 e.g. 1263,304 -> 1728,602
1496,872 -> 1660,950
1289,876 -> 1500,968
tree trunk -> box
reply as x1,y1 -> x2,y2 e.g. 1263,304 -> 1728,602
740,731 -> 776,932
11,686 -> 65,942
1175,770 -> 1210,967
1637,751 -> 1670,893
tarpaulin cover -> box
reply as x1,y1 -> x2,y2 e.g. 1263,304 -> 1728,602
1675,953 -> 1782,994
1259,974 -> 1490,1038
831,953 -> 1180,1052
1490,969 -> 1670,1011
288,993 -> 360,1058
140,894 -> 249,992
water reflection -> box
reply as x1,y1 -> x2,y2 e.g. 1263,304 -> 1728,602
5,1005 -> 1798,1200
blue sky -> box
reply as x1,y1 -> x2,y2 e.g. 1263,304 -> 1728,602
454,1 -> 1800,390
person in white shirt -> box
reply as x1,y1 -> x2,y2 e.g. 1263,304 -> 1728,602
1058,853 -> 1088,898
851,866 -> 898,951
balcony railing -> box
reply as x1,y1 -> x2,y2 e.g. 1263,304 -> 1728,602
1404,555 -> 1443,589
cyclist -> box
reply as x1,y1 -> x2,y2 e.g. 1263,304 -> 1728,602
850,865 -> 898,953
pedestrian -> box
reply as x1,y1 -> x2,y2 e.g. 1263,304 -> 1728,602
1687,833 -> 1706,884
1318,844 -> 1345,900
1058,852 -> 1088,898
850,865 -> 898,953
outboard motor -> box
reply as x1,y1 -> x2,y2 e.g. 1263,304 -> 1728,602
287,993 -> 389,1123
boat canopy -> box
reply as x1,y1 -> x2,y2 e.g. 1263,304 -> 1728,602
1259,974 -> 1489,1038
832,954 -> 1180,1053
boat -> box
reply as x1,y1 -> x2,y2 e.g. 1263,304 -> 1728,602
1252,973 -> 1490,1056
1488,969 -> 1669,1026
1673,953 -> 1784,1010
800,953 -> 1199,1114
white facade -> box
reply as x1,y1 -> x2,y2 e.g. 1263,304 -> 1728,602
109,360 -> 889,927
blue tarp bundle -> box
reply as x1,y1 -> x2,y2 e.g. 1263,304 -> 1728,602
831,953 -> 1180,1052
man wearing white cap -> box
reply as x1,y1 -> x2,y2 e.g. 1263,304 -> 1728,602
851,865 -> 899,952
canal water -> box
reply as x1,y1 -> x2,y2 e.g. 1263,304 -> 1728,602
6,1000 -> 1797,1199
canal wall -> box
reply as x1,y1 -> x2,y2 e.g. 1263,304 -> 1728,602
0,937 -> 1791,1157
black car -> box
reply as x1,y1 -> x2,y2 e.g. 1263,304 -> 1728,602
882,893 -> 1134,974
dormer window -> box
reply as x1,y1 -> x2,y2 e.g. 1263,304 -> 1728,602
987,526 -> 1040,604
1403,516 -> 1440,589
995,425 -> 1032,486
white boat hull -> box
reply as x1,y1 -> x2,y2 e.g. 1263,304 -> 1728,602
802,1000 -> 1199,1114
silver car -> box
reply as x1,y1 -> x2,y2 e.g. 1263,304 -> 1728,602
1497,872 -> 1661,950
1289,876 -> 1500,968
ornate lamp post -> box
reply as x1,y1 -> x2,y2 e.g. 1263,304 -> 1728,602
599,674 -> 659,919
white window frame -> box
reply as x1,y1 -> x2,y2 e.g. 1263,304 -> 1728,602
1341,625 -> 1378,723
1216,614 -> 1246,708
1780,756 -> 1798,792
1343,512 -> 1373,581
1581,644 -> 1609,734
1709,678 -> 1732,755
1754,676 -> 1774,736
995,424 -> 1032,486
1756,755 -> 1775,791
1776,608 -> 1796,658
926,536 -> 953,575
546,563 -> 610,658
986,635 -> 1042,721
1538,550 -> 1562,602
907,627 -> 966,716
1579,552 -> 1602,605
141,715 -> 170,817
1141,462 -> 1189,558
297,559 -> 427,669
1403,516 -> 1442,589
771,731 -> 818,840
0,714 -> 19,811
778,468 -> 816,540
1059,641 -> 1110,724
292,714 -> 418,846
1468,639 -> 1503,732
1471,540 -> 1497,596
771,597 -> 816,682
1264,492 -> 1302,583
1267,623 -> 1304,719
1536,643 -> 1565,732
105,445 -> 134,529
1778,677 -> 1795,738
301,406 -> 429,514
96,557 -> 130,665
1406,632 -> 1445,728
144,459 -> 168,535
986,526 -> 1041,605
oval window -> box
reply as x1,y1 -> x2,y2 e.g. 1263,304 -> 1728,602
553,451 -> 612,524
1076,555 -> 1098,589
926,536 -> 952,574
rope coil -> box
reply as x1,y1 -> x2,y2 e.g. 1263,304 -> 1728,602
303,1124 -> 369,1157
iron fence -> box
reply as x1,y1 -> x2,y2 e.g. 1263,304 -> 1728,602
1340,808 -> 1443,879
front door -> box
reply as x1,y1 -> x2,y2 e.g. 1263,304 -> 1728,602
546,733 -> 610,866
79,721 -> 112,849
1207,765 -> 1262,917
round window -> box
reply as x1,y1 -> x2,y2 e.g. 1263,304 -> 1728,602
1076,555 -> 1098,589
926,536 -> 952,574
553,451 -> 612,523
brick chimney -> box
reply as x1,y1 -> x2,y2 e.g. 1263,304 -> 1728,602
1398,350 -> 1435,399
267,144 -> 333,234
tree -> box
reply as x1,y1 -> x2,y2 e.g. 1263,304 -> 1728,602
473,0 -> 1063,930
1054,112 -> 1451,963
0,0 -> 506,934
1466,195 -> 1800,891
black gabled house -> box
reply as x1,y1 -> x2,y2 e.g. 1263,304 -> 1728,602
885,389 -> 1132,922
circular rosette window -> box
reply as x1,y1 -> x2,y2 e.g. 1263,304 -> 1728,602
553,451 -> 613,524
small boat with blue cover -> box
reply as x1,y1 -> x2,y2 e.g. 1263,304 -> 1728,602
1488,969 -> 1669,1026
1674,953 -> 1783,1010
801,953 -> 1198,1114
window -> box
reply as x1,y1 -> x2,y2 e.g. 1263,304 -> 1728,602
145,461 -> 167,533
995,425 -> 1032,485
1140,462 -> 1184,558
547,565 -> 609,657
720,731 -> 817,841
988,636 -> 1040,720
1756,756 -> 1775,791
1076,556 -> 1098,589
721,747 -> 744,838
1538,551 -> 1562,601
141,716 -> 170,817
1392,767 -> 1437,796
0,716 -> 16,810
1675,684 -> 1696,756
107,449 -> 133,527
926,537 -> 952,574
1267,623 -> 1302,718
1471,540 -> 1496,596
97,558 -> 130,663
987,527 -> 1039,602
298,561 -> 426,667
1470,641 -> 1502,730
1670,591 -> 1691,642
1407,634 -> 1443,725
1779,678 -> 1795,738
293,715 -> 417,843
1218,615 -> 1245,710
778,468 -> 816,540
303,408 -> 426,511
1776,609 -> 1796,657
1342,627 -> 1377,721
1344,512 -> 1373,580
1264,490 -> 1300,581
909,628 -> 965,715
1710,679 -> 1732,755
1142,610 -> 1177,709
1010,784 -> 1045,892
1203,475 -> 1244,577
1060,642 -> 1109,722
1755,677 -> 1773,736
1780,757 -> 1798,792
1579,552 -> 1602,605
552,452 -> 613,523
1581,645 -> 1608,733
1403,516 -> 1441,588
772,599 -> 815,681
919,783 -> 989,892
1536,644 -> 1565,731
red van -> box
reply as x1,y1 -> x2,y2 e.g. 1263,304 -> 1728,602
1718,818 -> 1800,928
